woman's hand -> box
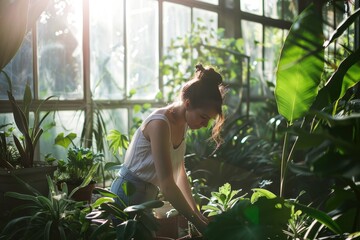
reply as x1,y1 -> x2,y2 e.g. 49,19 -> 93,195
190,213 -> 208,235
195,211 -> 209,224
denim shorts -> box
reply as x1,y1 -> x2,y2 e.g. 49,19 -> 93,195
110,165 -> 159,208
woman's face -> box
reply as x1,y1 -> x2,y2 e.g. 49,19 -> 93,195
185,105 -> 218,130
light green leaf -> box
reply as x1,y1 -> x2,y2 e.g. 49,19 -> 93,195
275,4 -> 324,124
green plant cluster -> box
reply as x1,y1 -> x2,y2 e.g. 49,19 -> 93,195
201,182 -> 246,217
0,175 -> 163,240
56,146 -> 104,184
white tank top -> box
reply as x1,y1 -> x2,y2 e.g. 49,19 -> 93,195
122,113 -> 186,186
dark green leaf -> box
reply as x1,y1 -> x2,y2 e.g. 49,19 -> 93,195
323,8 -> 360,47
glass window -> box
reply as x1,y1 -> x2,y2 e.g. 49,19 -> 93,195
264,0 -> 280,19
163,2 -> 191,51
264,26 -> 286,85
283,0 -> 297,21
193,8 -> 218,31
241,20 -> 264,96
126,0 -> 159,100
241,0 -> 262,15
265,0 -> 297,20
0,33 -> 33,100
90,0 -> 125,100
37,0 -> 83,100
193,8 -> 218,45
40,110 -> 84,160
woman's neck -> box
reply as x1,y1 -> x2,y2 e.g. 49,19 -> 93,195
167,102 -> 186,126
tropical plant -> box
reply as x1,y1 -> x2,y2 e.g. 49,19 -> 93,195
53,132 -> 104,185
86,187 -> 164,240
204,188 -> 352,240
275,2 -> 360,196
0,175 -> 98,240
2,79 -> 54,169
272,2 -> 360,238
200,182 -> 246,217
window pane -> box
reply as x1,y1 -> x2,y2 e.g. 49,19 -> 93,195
104,108 -> 129,162
193,8 -> 218,45
193,8 -> 218,32
163,2 -> 191,51
195,0 -> 219,5
241,20 -> 264,96
0,32 -> 33,100
40,110 -> 84,160
264,0 -> 280,19
90,0 -> 125,100
37,0 -> 83,100
241,0 -> 262,15
264,26 -> 285,85
283,0 -> 297,21
0,114 -> 15,128
264,0 -> 297,20
126,0 -> 159,100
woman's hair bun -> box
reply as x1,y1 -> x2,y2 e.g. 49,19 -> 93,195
195,63 -> 205,73
195,63 -> 222,86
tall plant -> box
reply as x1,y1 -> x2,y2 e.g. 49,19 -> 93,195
273,3 -> 360,238
3,74 -> 54,168
275,3 -> 360,196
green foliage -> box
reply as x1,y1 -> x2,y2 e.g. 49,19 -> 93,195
275,4 -> 324,125
0,175 -> 95,240
0,123 -> 19,169
55,145 -> 104,184
3,76 -> 54,168
85,187 -> 164,240
201,182 -> 246,217
107,129 -> 129,157
204,188 -> 349,240
273,3 -> 360,239
204,188 -> 292,240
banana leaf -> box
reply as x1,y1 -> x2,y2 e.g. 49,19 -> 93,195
275,4 -> 324,124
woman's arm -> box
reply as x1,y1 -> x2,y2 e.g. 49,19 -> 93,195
144,120 -> 207,233
176,162 -> 198,211
177,162 -> 209,223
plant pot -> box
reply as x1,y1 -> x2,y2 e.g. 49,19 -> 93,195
57,180 -> 96,203
0,166 -> 57,222
154,201 -> 189,239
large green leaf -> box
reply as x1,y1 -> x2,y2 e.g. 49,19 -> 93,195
275,4 -> 324,124
312,48 -> 360,110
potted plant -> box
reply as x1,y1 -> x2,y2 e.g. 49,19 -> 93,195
53,132 -> 104,203
85,187 -> 165,240
0,81 -> 57,222
0,175 -> 104,239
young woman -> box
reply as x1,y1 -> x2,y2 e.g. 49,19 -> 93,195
110,63 -> 226,234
